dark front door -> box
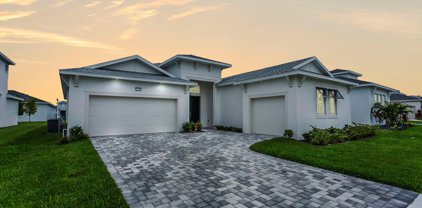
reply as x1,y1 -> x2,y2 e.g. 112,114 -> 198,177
190,96 -> 200,122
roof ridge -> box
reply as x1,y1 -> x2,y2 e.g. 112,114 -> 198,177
221,56 -> 314,81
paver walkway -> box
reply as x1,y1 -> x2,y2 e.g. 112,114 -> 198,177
91,130 -> 418,208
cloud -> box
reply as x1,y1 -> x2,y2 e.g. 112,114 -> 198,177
116,0 -> 193,23
0,11 -> 35,21
15,59 -> 52,65
84,1 -> 101,8
104,0 -> 124,9
0,0 -> 35,5
0,27 -> 119,50
167,4 -> 225,20
52,0 -> 72,8
119,28 -> 138,40
320,10 -> 422,35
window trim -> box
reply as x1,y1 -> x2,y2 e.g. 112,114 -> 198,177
316,87 -> 340,117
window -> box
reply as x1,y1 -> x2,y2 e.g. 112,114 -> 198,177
316,88 -> 325,115
189,85 -> 200,94
316,88 -> 343,116
18,102 -> 24,116
328,90 -> 337,115
374,93 -> 386,104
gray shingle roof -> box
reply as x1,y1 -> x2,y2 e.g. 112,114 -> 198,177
217,57 -> 314,86
336,77 -> 396,91
8,90 -> 54,106
178,54 -> 231,66
390,93 -> 422,101
331,69 -> 349,74
60,68 -> 195,84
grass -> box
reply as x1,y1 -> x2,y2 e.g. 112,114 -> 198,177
0,123 -> 128,207
250,126 -> 422,193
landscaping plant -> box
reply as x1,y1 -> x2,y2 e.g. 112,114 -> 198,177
68,125 -> 89,141
214,125 -> 242,133
22,100 -> 38,122
302,124 -> 376,145
371,102 -> 411,128
283,129 -> 294,139
182,121 -> 202,132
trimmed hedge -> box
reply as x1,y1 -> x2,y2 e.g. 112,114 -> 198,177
302,123 -> 376,146
214,125 -> 242,133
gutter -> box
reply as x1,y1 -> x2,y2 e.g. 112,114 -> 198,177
59,71 -> 198,86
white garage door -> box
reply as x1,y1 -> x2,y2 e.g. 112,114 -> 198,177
88,96 -> 177,136
251,96 -> 286,135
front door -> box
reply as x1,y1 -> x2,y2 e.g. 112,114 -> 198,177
190,96 -> 200,122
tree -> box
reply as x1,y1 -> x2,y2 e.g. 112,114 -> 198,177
23,100 -> 38,122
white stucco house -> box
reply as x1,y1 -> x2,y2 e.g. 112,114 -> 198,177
8,90 -> 57,122
0,52 -> 23,128
390,93 -> 422,120
60,55 -> 359,139
331,69 -> 397,125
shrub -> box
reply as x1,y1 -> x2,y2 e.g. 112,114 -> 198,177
303,124 -> 376,145
56,135 -> 69,145
283,129 -> 294,139
182,122 -> 194,132
69,125 -> 89,141
214,125 -> 242,133
309,129 -> 331,146
182,121 -> 202,132
345,123 -> 376,140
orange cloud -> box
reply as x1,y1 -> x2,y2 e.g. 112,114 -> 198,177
167,4 -> 225,20
0,11 -> 35,21
0,0 -> 35,5
0,27 -> 119,50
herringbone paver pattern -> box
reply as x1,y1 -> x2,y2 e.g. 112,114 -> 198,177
91,130 -> 418,208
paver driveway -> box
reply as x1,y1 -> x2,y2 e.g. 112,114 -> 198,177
91,130 -> 418,208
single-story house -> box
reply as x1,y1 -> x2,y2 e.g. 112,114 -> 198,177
8,90 -> 57,122
331,69 -> 397,125
60,55 -> 358,139
390,93 -> 422,120
0,52 -> 23,128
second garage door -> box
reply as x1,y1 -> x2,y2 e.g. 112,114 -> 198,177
251,96 -> 286,135
88,96 -> 177,136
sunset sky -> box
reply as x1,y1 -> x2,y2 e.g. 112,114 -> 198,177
1,0 -> 421,103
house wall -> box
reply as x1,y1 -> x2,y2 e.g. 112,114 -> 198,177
6,99 -> 19,126
350,88 -> 372,124
19,104 -> 56,122
216,76 -> 352,139
215,84 -> 243,128
162,61 -> 222,81
101,60 -> 161,75
66,76 -> 189,133
194,81 -> 214,128
0,60 -> 18,127
349,87 -> 392,124
0,60 -> 8,128
244,77 -> 351,138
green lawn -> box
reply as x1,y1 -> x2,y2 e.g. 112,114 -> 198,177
250,126 -> 422,193
0,123 -> 128,207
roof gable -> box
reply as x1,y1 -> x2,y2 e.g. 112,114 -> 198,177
160,54 -> 231,69
292,57 -> 333,77
0,52 -> 15,65
86,55 -> 175,77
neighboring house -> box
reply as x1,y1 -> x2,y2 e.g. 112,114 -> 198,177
57,101 -> 67,120
390,93 -> 422,120
331,69 -> 397,125
60,55 -> 357,139
0,52 -> 23,128
8,90 -> 57,122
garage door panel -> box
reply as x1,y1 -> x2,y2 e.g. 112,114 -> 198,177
251,96 -> 286,135
88,96 -> 177,136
